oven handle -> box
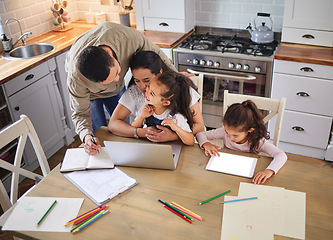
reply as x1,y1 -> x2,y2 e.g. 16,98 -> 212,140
187,68 -> 256,81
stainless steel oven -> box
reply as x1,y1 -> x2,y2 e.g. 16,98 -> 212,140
173,29 -> 276,128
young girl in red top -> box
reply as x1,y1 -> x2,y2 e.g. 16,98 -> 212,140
196,100 -> 287,184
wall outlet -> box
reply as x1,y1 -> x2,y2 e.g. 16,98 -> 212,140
113,0 -> 120,5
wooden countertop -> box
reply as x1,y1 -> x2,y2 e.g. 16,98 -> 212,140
0,21 -> 193,85
274,42 -> 333,66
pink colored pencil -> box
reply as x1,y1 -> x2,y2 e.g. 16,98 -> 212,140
171,204 -> 203,221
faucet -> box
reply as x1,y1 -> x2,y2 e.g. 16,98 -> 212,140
4,18 -> 32,49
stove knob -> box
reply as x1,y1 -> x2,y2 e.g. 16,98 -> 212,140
255,66 -> 261,73
192,59 -> 199,65
207,60 -> 213,66
186,59 -> 191,63
243,64 -> 250,70
228,63 -> 235,69
214,62 -> 221,68
236,63 -> 242,70
200,60 -> 206,66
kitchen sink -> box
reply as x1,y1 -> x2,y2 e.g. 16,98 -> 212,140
1,42 -> 55,60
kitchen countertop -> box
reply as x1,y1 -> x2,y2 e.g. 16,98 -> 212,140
0,21 -> 193,85
274,42 -> 333,66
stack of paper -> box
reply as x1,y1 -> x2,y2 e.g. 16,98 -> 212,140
221,182 -> 306,240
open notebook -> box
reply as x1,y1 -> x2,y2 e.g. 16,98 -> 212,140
206,152 -> 258,178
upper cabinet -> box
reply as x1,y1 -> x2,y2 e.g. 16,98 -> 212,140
282,0 -> 333,47
135,0 -> 194,33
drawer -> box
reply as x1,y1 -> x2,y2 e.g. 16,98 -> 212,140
270,110 -> 332,149
4,62 -> 49,97
273,60 -> 333,80
272,73 -> 333,116
282,27 -> 333,48
144,17 -> 186,33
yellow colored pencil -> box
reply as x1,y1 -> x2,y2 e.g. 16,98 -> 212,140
171,202 -> 202,219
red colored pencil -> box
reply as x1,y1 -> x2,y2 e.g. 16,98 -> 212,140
163,205 -> 192,224
74,205 -> 108,225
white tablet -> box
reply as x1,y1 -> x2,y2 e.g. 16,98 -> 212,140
205,152 -> 258,178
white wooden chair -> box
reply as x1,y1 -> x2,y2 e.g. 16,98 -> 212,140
189,74 -> 204,110
0,115 -> 50,213
223,90 -> 286,147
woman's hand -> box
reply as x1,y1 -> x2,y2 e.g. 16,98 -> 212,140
83,134 -> 102,155
145,125 -> 178,142
202,142 -> 221,156
252,169 -> 274,184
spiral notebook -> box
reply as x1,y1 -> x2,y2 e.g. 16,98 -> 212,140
64,167 -> 138,205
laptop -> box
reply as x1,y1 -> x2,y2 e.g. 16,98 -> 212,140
104,141 -> 182,170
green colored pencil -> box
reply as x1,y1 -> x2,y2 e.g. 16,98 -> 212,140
37,200 -> 57,226
199,190 -> 231,205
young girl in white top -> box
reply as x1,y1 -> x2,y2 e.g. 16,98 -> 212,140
131,71 -> 195,145
196,100 -> 287,184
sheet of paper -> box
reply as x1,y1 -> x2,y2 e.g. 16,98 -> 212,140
2,197 -> 84,232
60,148 -> 89,171
86,148 -> 114,169
206,152 -> 257,178
238,182 -> 306,240
221,195 -> 273,240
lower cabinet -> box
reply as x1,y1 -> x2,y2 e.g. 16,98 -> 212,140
4,59 -> 65,171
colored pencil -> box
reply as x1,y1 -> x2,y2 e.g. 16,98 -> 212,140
171,204 -> 203,221
66,205 -> 103,226
70,210 -> 103,233
37,200 -> 57,226
162,204 -> 192,224
158,200 -> 192,220
171,202 -> 202,220
199,190 -> 231,205
74,205 -> 108,225
73,210 -> 109,233
221,197 -> 258,204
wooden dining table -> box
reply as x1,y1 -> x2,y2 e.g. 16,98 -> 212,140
1,126 -> 332,240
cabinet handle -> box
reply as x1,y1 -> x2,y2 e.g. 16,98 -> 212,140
292,126 -> 305,132
14,106 -> 20,111
302,34 -> 315,39
25,74 -> 34,81
300,67 -> 314,72
296,92 -> 310,97
159,22 -> 169,27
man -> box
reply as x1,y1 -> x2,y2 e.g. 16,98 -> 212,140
66,22 -> 176,155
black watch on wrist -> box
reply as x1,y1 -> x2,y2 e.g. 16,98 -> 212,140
134,127 -> 139,139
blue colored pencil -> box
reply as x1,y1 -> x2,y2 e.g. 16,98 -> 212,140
221,197 -> 258,204
72,210 -> 109,233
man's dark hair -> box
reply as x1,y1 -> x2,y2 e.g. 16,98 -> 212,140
78,46 -> 115,83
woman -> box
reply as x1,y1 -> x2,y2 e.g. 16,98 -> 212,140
108,51 -> 205,142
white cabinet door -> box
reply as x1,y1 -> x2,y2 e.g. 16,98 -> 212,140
142,0 -> 184,19
7,74 -> 64,165
283,0 -> 333,31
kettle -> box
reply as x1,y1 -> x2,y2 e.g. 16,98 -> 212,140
247,13 -> 274,44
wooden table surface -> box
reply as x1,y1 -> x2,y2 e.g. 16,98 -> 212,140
1,127 -> 333,240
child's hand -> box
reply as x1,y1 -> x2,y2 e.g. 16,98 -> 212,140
252,169 -> 274,184
161,118 -> 177,131
140,105 -> 154,118
202,142 -> 221,156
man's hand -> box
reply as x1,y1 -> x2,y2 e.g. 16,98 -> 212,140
84,134 -> 102,155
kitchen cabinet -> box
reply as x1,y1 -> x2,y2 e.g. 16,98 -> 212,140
3,60 -> 66,171
135,0 -> 194,33
269,60 -> 333,159
282,0 -> 333,47
55,51 -> 76,144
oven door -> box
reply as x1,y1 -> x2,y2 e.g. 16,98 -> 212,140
178,65 -> 267,128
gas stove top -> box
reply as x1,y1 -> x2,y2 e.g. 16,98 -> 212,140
178,33 -> 279,57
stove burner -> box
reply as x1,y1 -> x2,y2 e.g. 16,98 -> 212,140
179,33 -> 278,57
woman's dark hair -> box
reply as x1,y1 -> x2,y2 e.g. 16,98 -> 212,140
156,71 -> 196,130
78,46 -> 115,83
128,51 -> 170,86
223,100 -> 269,153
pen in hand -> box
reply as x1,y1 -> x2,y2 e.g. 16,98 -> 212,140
90,134 -> 99,153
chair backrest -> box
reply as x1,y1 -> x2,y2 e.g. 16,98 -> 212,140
223,90 -> 286,147
189,74 -> 204,110
0,115 -> 50,212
